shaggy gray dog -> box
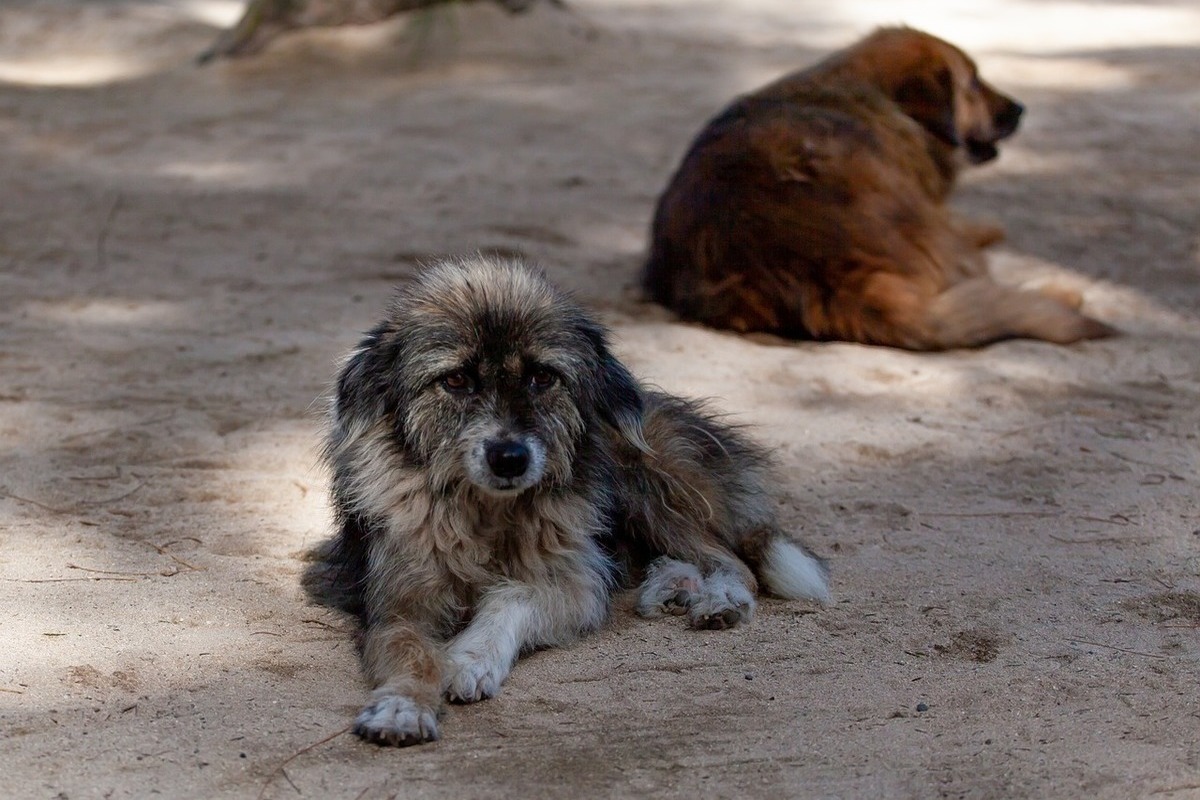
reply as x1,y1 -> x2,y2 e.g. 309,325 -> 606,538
321,255 -> 829,746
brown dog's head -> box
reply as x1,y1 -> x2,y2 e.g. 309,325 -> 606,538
847,27 -> 1024,164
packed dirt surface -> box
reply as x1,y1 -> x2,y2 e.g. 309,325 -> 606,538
2,1 -> 1199,797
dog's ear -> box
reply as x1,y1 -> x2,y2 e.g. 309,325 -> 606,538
894,66 -> 959,146
579,320 -> 647,451
596,350 -> 647,450
335,327 -> 385,417
333,323 -> 410,443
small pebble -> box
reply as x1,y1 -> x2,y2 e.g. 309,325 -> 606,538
744,672 -> 754,681
916,702 -> 929,712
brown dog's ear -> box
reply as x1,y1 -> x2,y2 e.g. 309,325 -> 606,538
894,66 -> 959,146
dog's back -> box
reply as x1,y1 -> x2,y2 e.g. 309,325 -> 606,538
644,27 -> 1114,350
644,91 -> 956,343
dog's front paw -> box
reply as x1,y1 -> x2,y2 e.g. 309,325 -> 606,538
688,570 -> 756,631
353,693 -> 439,747
444,652 -> 507,704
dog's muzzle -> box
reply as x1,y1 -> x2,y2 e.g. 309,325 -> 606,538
968,96 -> 1024,164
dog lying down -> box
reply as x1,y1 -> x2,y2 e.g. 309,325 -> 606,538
317,255 -> 829,746
644,26 -> 1115,349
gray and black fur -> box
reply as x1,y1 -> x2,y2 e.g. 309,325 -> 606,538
318,255 -> 829,746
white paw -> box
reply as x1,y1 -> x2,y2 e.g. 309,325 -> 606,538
444,652 -> 507,704
688,570 -> 756,630
636,557 -> 703,618
353,693 -> 439,747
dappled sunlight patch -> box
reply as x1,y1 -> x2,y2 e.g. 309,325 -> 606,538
0,1 -> 221,88
24,298 -> 189,328
173,0 -> 245,28
782,0 -> 1200,51
571,221 -> 645,258
674,4 -> 1198,127
613,318 -> 977,422
462,81 -> 589,112
219,416 -> 329,533
0,517 -> 306,684
0,56 -> 154,88
587,0 -> 1200,52
0,410 -> 328,689
157,158 -> 293,188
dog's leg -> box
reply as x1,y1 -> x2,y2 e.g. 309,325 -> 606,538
1026,282 -> 1084,310
687,564 -> 757,630
636,556 -> 704,618
354,620 -> 444,746
838,273 -> 1116,349
922,277 -> 1117,348
638,553 -> 757,630
444,575 -> 609,703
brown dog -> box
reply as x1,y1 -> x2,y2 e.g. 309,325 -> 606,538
643,27 -> 1114,349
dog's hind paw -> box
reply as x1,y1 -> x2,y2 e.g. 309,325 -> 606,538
687,569 -> 756,631
636,557 -> 703,618
353,693 -> 439,747
445,652 -> 506,704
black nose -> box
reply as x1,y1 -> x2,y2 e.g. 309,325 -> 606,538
485,441 -> 529,479
995,99 -> 1024,137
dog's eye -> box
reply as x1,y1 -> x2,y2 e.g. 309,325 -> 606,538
441,370 -> 475,395
528,368 -> 557,392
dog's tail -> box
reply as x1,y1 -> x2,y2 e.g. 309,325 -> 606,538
758,535 -> 831,605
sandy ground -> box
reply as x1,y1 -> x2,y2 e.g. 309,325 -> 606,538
1,1 -> 1199,797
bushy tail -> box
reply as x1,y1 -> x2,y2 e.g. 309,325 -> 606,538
759,536 -> 831,604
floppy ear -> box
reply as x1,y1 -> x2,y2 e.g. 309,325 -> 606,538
332,323 -> 411,447
335,326 -> 387,419
595,350 -> 647,451
894,67 -> 959,146
578,319 -> 647,451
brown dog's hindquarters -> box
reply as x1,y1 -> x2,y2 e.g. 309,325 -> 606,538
643,27 -> 1116,349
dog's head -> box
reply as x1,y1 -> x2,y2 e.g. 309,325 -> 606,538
332,256 -> 643,499
854,27 -> 1024,164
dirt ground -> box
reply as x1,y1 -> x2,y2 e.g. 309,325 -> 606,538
1,1 -> 1198,797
